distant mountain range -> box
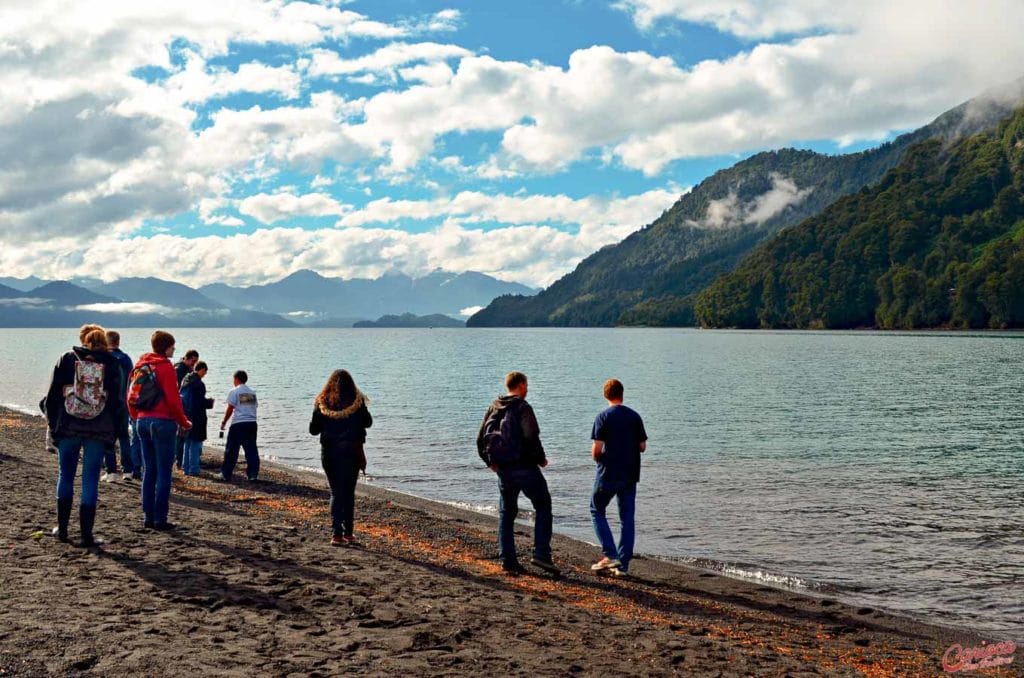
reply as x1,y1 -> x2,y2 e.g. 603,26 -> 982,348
469,79 -> 1024,327
0,271 -> 534,328
199,269 -> 535,321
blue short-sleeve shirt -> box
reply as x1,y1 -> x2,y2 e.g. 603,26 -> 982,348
591,404 -> 647,484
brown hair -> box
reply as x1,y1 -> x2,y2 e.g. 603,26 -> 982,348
82,329 -> 108,351
603,378 -> 624,401
505,371 -> 527,391
317,369 -> 359,410
105,330 -> 120,348
184,349 -> 199,360
79,324 -> 103,344
151,330 -> 175,355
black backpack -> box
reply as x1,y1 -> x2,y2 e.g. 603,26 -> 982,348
481,402 -> 522,468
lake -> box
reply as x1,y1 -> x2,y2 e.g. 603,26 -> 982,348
2,327 -> 1021,635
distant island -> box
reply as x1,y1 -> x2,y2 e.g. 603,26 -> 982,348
353,313 -> 464,328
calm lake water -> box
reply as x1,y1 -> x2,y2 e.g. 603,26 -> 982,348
2,327 -> 1022,636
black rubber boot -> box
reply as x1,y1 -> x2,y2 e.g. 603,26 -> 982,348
79,505 -> 98,548
52,497 -> 72,542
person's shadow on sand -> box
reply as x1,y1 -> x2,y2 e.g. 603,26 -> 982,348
97,544 -> 308,615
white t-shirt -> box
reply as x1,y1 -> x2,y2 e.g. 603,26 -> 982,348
227,384 -> 258,424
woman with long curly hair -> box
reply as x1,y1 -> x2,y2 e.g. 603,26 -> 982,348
309,370 -> 372,546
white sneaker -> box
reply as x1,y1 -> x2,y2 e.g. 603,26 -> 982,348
591,556 -> 622,571
101,472 -> 117,483
122,473 -> 134,481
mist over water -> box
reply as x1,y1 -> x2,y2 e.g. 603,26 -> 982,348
3,327 -> 1022,635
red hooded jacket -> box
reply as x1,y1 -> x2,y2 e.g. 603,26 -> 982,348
128,352 -> 190,428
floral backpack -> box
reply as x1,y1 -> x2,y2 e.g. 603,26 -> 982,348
64,356 -> 107,420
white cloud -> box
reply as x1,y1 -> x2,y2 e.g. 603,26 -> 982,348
617,0 -> 851,37
308,42 -> 471,79
459,305 -> 484,317
693,173 -> 812,228
163,54 -> 303,103
74,302 -> 172,314
239,191 -> 350,223
336,187 -> 682,232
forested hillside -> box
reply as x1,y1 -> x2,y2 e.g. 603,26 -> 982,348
695,108 -> 1024,329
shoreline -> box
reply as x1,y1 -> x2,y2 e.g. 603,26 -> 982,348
4,404 -> 1015,638
0,406 -> 1015,676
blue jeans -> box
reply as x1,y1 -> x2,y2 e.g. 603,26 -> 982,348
590,478 -> 637,571
497,466 -> 553,564
183,439 -> 203,476
138,417 -> 177,525
56,438 -> 106,507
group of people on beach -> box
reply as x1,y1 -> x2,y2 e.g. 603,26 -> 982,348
43,326 -> 264,543
44,325 -> 648,579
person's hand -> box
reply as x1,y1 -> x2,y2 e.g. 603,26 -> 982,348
489,464 -> 499,472
540,458 -> 549,468
182,419 -> 193,431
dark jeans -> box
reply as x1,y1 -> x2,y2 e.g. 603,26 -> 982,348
321,444 -> 360,537
590,478 -> 637,571
222,422 -> 259,480
174,434 -> 185,469
496,466 -> 553,565
103,445 -> 117,473
56,437 -> 105,507
115,423 -> 137,475
129,419 -> 142,478
138,417 -> 177,525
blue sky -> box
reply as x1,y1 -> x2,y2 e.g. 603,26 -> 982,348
2,0 -> 1022,288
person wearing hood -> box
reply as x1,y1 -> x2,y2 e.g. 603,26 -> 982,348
179,361 -> 214,476
43,324 -> 123,547
309,370 -> 372,547
129,330 -> 191,531
476,371 -> 560,576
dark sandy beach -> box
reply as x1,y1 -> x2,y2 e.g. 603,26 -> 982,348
0,407 -> 1013,676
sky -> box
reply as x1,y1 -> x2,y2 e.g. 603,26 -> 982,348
2,0 -> 1024,289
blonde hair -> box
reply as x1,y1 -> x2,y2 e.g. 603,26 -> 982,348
82,329 -> 108,351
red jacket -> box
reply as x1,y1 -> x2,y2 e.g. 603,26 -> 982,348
128,352 -> 190,428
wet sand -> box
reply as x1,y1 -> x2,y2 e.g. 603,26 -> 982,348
0,407 -> 1012,676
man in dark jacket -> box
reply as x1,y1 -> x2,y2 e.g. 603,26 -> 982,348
173,349 -> 199,469
180,361 -> 214,476
476,371 -> 559,576
105,330 -> 139,480
44,326 -> 123,547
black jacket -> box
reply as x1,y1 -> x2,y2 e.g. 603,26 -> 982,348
476,395 -> 546,468
44,346 -> 123,444
174,361 -> 192,387
180,372 -> 214,441
309,391 -> 372,451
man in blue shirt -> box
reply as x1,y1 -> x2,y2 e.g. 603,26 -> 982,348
589,378 -> 647,576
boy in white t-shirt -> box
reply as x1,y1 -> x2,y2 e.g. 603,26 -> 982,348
219,370 -> 260,481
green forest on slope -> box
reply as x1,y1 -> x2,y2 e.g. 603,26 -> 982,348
695,107 -> 1024,329
468,92 -> 1023,328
